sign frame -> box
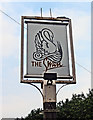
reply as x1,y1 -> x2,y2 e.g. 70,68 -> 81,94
20,16 -> 76,84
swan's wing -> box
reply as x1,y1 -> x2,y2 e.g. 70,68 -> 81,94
35,32 -> 42,50
57,41 -> 62,55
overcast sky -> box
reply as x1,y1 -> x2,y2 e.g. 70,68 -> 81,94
0,1 -> 92,119
91,1 -> 93,90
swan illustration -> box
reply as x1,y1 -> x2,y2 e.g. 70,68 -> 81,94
33,28 -> 63,63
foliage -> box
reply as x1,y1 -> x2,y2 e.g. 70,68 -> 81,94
57,89 -> 93,120
15,89 -> 93,120
15,108 -> 43,120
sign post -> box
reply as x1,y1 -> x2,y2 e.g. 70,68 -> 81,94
43,73 -> 57,120
20,16 -> 76,120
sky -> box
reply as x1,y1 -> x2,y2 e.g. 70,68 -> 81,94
91,1 -> 93,90
0,1 -> 92,119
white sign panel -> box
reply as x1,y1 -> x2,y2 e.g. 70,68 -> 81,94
26,22 -> 70,77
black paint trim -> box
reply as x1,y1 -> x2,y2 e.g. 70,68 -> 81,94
25,21 -> 68,26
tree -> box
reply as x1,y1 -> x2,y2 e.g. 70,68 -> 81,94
57,89 -> 93,120
15,89 -> 93,120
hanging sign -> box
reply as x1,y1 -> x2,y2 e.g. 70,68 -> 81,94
26,22 -> 70,77
21,16 -> 76,83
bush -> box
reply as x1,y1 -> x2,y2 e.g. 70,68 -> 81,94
15,89 -> 93,120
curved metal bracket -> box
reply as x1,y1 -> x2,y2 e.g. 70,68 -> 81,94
27,83 -> 44,99
56,84 -> 69,95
